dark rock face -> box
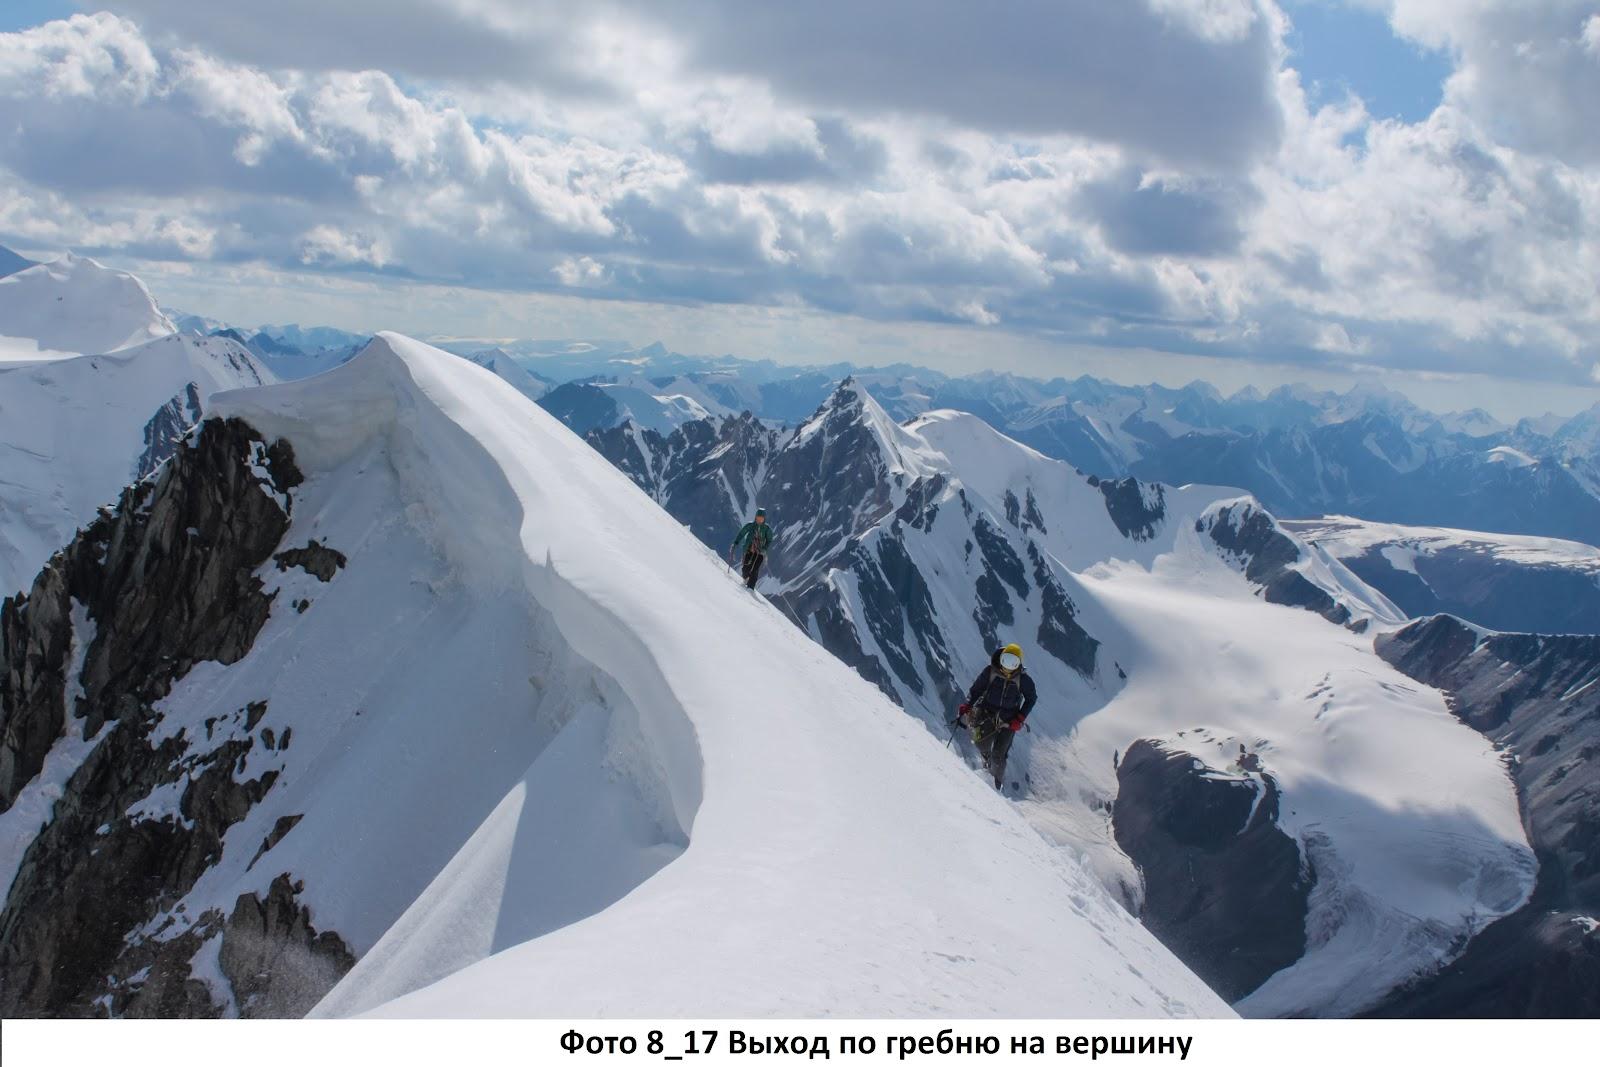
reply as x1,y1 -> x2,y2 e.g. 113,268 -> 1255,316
0,417 -> 353,1017
1094,477 -> 1166,542
761,382 -> 904,585
1025,542 -> 1098,678
587,412 -> 781,551
216,874 -> 355,1018
537,381 -> 621,434
0,563 -> 73,813
577,383 -> 1122,726
1113,739 -> 1313,1003
134,383 -> 203,481
1369,616 -> 1600,1017
274,540 -> 347,582
1202,503 -> 1352,626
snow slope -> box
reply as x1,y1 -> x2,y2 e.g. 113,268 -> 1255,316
0,254 -> 175,364
124,332 -> 1233,1019
0,332 -> 272,595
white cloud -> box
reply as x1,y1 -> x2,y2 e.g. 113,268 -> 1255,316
0,5 -> 1595,391
170,48 -> 304,164
1148,0 -> 1268,42
98,0 -> 1291,171
298,224 -> 389,268
1384,1 -> 1600,162
552,255 -> 610,287
0,12 -> 159,99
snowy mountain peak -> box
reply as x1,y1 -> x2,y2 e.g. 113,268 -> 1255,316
464,347 -> 549,402
0,253 -> 175,363
793,375 -> 934,477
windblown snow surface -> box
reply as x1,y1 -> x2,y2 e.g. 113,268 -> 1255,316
0,332 -> 273,596
0,253 -> 175,364
745,399 -> 1535,1017
162,332 -> 1232,1018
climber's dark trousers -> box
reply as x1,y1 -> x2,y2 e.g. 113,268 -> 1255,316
742,550 -> 765,588
976,721 -> 1015,788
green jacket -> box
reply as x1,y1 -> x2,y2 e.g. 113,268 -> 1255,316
732,520 -> 774,556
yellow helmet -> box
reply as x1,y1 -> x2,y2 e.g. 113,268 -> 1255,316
999,644 -> 1023,672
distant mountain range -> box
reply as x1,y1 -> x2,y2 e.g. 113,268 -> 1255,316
124,311 -> 1600,555
320,332 -> 1600,549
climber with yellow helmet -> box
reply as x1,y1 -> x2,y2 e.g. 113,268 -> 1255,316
955,643 -> 1037,790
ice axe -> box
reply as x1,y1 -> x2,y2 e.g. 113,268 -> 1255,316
945,714 -> 966,748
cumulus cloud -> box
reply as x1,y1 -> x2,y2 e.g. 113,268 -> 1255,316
552,255 -> 610,288
0,4 -> 1595,390
1077,169 -> 1257,257
99,0 -> 1288,170
92,0 -> 611,93
0,10 -> 158,97
1384,0 -> 1600,162
634,0 -> 1286,171
299,224 -> 390,268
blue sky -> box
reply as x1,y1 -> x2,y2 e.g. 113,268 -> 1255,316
1284,1 -> 1454,123
0,2 -> 76,32
1,2 -> 1597,418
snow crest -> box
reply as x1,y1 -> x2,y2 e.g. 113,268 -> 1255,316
0,253 -> 175,363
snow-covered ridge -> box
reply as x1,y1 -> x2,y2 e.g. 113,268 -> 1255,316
1288,515 -> 1600,575
200,332 -> 1229,1017
0,253 -> 175,364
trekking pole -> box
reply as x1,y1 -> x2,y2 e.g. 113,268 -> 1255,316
945,717 -> 963,748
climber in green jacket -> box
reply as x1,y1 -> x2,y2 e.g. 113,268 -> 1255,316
730,508 -> 775,590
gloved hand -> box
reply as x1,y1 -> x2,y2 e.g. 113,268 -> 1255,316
956,703 -> 971,726
1008,717 -> 1024,733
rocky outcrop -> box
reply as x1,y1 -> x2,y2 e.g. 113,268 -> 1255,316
0,416 -> 353,1017
274,540 -> 347,582
0,563 -> 74,813
216,874 -> 355,1018
1369,616 -> 1600,1017
1113,739 -> 1313,1003
1025,541 -> 1097,678
586,412 -> 781,550
1090,476 -> 1166,542
134,383 -> 203,481
1201,502 -> 1352,626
